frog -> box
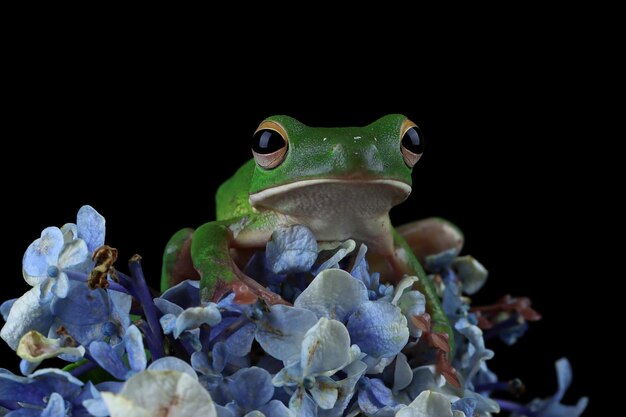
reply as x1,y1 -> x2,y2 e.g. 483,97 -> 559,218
161,114 -> 464,351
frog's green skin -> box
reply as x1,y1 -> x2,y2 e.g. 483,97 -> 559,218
162,114 -> 458,350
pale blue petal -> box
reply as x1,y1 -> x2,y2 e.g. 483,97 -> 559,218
393,353 -> 412,392
350,244 -> 371,287
160,314 -> 177,335
57,239 -> 89,270
310,376 -> 339,409
108,290 -> 132,334
41,392 -> 65,417
1,286 -> 55,350
83,396 -> 110,417
51,272 -> 69,299
294,268 -> 368,322
455,320 -> 494,381
258,400 -> 295,417
223,322 -> 256,358
60,223 -> 77,243
266,225 -> 318,274
155,298 -> 184,317
314,240 -> 356,274
318,361 -> 366,417
346,301 -> 409,358
158,279 -> 200,309
301,318 -> 350,377
255,305 -> 318,362
272,362 -> 303,388
424,248 -> 459,272
191,351 -> 219,377
77,205 -> 106,254
244,412 -> 265,417
214,405 -> 236,417
88,341 -> 128,380
23,227 -> 64,285
288,387 -> 317,417
0,298 -> 16,321
39,277 -> 55,304
358,377 -> 402,415
19,358 -> 40,376
212,341 -> 227,373
51,283 -> 109,326
452,398 -> 477,417
149,357 -> 198,380
124,325 -> 146,374
173,305 -> 221,338
229,367 -> 274,409
397,291 -> 426,338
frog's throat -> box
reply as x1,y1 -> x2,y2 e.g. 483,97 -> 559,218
249,178 -> 411,210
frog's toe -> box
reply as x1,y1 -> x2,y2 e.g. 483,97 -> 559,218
397,217 -> 464,264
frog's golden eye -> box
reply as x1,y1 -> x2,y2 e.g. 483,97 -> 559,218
400,119 -> 424,168
252,120 -> 289,169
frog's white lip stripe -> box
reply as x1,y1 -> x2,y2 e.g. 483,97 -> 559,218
249,178 -> 411,205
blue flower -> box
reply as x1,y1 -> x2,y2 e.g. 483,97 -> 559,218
1,206 -> 108,351
0,368 -> 95,416
513,358 -> 588,417
213,367 -> 294,417
89,324 -> 147,380
266,225 -> 318,275
273,317 -> 363,415
154,280 -> 221,352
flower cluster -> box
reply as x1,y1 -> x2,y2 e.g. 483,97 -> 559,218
0,207 -> 587,416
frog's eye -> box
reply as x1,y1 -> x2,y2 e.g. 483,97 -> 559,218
400,119 -> 424,167
252,120 -> 289,169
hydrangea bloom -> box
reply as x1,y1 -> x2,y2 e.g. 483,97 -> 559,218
0,211 -> 587,417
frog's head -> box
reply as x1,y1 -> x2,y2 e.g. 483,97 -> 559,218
249,114 -> 424,220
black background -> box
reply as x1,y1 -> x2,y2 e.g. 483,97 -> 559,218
0,48 -> 599,415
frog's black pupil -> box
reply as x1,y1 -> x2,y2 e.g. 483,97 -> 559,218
252,129 -> 285,154
401,126 -> 424,154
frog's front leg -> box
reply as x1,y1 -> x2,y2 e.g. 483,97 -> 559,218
191,218 -> 288,306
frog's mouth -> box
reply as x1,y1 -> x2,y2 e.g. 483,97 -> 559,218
249,179 -> 411,220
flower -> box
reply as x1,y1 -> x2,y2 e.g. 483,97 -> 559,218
273,317 -> 363,415
396,390 -> 466,417
100,370 -> 217,417
512,358 -> 588,417
213,367 -> 294,417
154,279 -> 221,351
0,368 -> 95,416
88,325 -> 147,381
1,206 -> 108,351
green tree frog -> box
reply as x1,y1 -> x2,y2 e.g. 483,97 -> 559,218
162,115 -> 463,349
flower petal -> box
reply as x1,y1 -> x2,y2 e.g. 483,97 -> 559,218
0,298 -> 16,321
397,390 -> 462,417
1,286 -> 55,350
17,330 -> 85,363
228,367 -> 274,409
148,357 -> 198,380
52,272 -> 69,299
310,375 -> 339,409
314,240 -> 356,273
173,304 -> 221,338
346,301 -> 408,359
23,227 -> 64,286
255,305 -> 318,362
294,268 -> 368,322
51,282 -> 109,326
266,225 -> 318,274
393,353 -> 413,393
77,205 -> 106,254
89,341 -> 129,380
41,391 -> 66,417
101,370 -> 217,417
258,400 -> 295,417
124,325 -> 147,374
301,318 -> 350,377
288,387 -> 317,417
57,239 -> 89,270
